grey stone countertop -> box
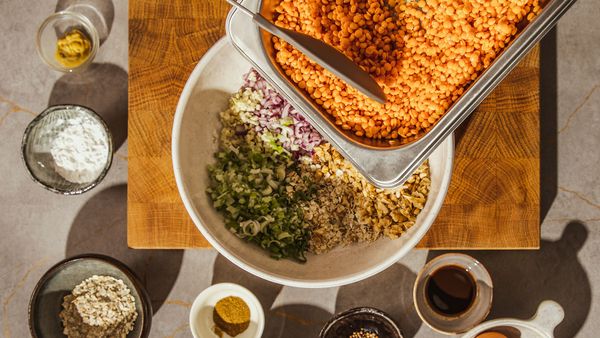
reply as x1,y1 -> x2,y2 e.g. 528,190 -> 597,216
1,0 -> 599,337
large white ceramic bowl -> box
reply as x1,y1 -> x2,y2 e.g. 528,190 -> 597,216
172,38 -> 454,288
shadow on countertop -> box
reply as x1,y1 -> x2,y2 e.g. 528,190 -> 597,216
211,253 -> 422,338
56,0 -> 115,43
211,254 -> 331,338
539,27 -> 558,223
211,254 -> 284,317
335,263 -> 422,338
65,184 -> 184,313
48,63 -> 128,152
426,221 -> 591,338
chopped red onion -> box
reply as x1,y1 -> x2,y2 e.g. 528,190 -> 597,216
242,69 -> 323,156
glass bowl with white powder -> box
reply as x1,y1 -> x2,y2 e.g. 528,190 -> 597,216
21,105 -> 113,195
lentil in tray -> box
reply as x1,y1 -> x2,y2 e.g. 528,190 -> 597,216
271,0 -> 543,143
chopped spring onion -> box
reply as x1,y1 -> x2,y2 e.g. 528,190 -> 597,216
208,144 -> 311,262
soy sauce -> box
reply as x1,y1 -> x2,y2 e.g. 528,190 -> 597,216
425,265 -> 475,316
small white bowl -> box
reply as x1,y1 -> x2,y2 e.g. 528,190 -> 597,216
462,301 -> 565,338
189,283 -> 264,338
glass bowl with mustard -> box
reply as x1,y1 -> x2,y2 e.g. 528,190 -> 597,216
36,11 -> 99,72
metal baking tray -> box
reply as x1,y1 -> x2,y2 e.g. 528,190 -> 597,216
226,0 -> 577,188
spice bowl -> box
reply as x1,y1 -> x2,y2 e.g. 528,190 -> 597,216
189,283 -> 264,338
36,10 -> 99,72
29,254 -> 152,338
319,307 -> 403,338
21,104 -> 113,195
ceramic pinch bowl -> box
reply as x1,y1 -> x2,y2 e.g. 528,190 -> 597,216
462,301 -> 565,338
189,283 -> 264,338
413,253 -> 493,335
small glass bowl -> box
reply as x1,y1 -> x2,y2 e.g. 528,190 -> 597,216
21,105 -> 113,195
413,253 -> 493,335
36,11 -> 99,72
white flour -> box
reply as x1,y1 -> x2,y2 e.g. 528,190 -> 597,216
50,115 -> 109,184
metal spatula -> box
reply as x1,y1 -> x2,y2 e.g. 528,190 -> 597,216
225,0 -> 387,104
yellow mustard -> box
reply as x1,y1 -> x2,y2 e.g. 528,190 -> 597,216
55,28 -> 91,68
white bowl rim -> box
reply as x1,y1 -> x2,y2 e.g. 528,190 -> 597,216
462,300 -> 565,338
172,37 -> 455,288
189,282 -> 265,338
463,318 -> 550,337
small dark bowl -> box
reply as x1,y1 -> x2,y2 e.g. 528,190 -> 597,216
29,254 -> 152,338
320,307 -> 403,338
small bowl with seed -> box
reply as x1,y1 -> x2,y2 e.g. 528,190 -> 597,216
320,307 -> 403,338
36,10 -> 99,72
189,283 -> 264,338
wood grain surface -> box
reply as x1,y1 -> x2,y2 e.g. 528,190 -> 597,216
128,0 -> 540,249
418,45 -> 540,249
128,0 -> 230,248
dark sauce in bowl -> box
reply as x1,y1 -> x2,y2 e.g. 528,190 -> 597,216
425,265 -> 476,316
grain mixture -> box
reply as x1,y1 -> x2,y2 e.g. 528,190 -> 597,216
208,70 -> 431,260
272,0 -> 543,142
59,275 -> 137,338
302,143 -> 430,253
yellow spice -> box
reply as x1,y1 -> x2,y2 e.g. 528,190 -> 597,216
213,296 -> 250,337
55,28 -> 91,68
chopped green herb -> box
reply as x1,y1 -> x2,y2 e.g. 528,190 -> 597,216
207,93 -> 315,262
208,144 -> 310,262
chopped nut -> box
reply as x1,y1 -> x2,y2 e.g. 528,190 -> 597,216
300,143 -> 431,254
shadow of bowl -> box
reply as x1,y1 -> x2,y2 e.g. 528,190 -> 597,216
65,184 -> 184,312
56,0 -> 115,43
336,263 -> 422,338
48,63 -> 128,152
426,221 -> 591,338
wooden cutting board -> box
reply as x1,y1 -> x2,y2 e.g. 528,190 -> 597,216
128,0 -> 540,249
417,45 -> 540,249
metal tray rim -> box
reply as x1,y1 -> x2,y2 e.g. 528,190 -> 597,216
225,0 -> 577,188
